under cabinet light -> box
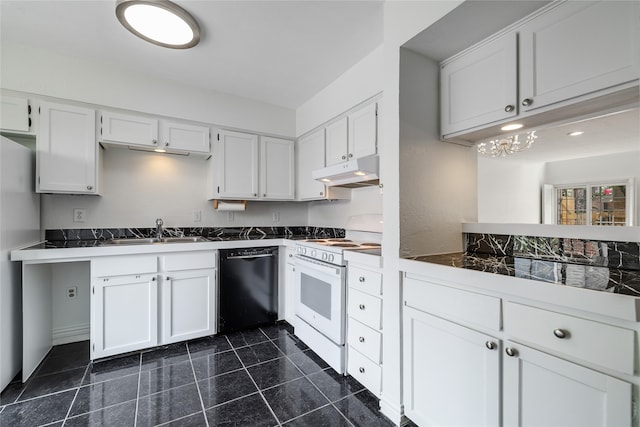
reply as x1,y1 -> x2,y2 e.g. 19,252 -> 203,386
116,0 -> 200,49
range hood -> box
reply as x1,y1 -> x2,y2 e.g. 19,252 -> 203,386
312,155 -> 379,188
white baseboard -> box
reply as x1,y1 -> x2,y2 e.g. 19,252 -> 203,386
380,398 -> 408,426
52,323 -> 90,345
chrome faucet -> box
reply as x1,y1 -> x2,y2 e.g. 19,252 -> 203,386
155,218 -> 164,239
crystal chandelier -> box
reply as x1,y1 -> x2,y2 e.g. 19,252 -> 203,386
477,131 -> 537,157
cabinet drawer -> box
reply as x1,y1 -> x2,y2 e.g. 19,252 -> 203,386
404,275 -> 501,331
505,302 -> 635,375
348,266 -> 382,296
348,346 -> 381,395
348,289 -> 382,330
162,251 -> 216,271
92,255 -> 157,277
348,318 -> 382,364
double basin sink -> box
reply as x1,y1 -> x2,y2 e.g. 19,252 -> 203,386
101,236 -> 209,246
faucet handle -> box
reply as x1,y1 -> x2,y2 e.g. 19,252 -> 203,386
156,218 -> 163,226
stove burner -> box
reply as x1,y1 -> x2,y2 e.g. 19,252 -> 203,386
305,239 -> 328,243
327,238 -> 352,242
361,243 -> 381,247
328,243 -> 359,247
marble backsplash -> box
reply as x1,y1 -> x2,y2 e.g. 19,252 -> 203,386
45,226 -> 345,242
465,233 -> 640,271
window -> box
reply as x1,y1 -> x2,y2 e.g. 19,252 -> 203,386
553,180 -> 633,226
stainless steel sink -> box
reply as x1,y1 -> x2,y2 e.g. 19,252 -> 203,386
102,236 -> 208,245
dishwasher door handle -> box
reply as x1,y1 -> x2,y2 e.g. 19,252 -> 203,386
226,253 -> 274,260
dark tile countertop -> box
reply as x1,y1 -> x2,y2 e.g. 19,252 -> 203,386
409,252 -> 640,296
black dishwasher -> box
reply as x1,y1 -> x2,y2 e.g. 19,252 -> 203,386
218,247 -> 278,333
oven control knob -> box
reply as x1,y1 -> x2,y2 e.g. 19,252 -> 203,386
322,252 -> 328,261
311,249 -> 317,257
328,254 -> 334,262
300,247 -> 306,255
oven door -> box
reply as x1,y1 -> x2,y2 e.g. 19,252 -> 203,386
294,255 -> 345,344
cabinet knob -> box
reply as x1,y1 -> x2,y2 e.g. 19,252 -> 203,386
359,276 -> 365,283
152,139 -> 157,145
320,192 -> 324,196
504,105 -> 515,113
253,193 -> 257,197
505,347 -> 518,357
342,155 -> 346,160
485,341 -> 496,350
166,276 -> 170,281
359,336 -> 365,343
288,254 -> 293,258
553,328 -> 568,339
86,185 -> 93,190
358,304 -> 365,310
359,367 -> 365,374
165,142 -> 169,147
521,98 -> 533,107
152,277 -> 156,281
348,153 -> 353,158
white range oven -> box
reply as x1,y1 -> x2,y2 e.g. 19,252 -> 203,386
294,238 -> 381,374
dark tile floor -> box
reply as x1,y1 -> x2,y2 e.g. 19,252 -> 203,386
0,322 -> 399,427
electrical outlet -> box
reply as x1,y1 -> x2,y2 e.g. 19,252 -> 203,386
272,211 -> 280,222
67,286 -> 77,299
193,210 -> 201,222
73,208 -> 86,223
227,211 -> 234,221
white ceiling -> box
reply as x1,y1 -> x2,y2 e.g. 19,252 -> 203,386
0,0 -> 383,109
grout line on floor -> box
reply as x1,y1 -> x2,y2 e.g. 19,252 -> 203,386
226,334 -> 283,426
60,364 -> 90,426
133,353 -> 142,427
187,340 -> 211,427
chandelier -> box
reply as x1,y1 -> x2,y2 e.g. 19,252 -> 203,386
477,131 -> 537,157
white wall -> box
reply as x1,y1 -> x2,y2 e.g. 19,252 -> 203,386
399,48 -> 477,257
42,147 -> 307,229
477,156 -> 545,224
1,41 -> 295,137
307,186 -> 382,227
544,150 -> 640,226
296,45 -> 384,137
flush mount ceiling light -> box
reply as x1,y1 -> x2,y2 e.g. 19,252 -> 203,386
116,0 -> 200,49
500,123 -> 524,131
477,131 -> 537,158
568,131 -> 584,137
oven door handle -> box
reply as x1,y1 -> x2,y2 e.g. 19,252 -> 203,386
295,255 -> 342,276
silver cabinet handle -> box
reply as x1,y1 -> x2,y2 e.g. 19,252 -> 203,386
485,341 -> 496,350
359,276 -> 365,283
359,336 -> 365,343
358,304 -> 365,310
166,276 -> 170,281
505,347 -> 518,357
151,277 -> 156,281
553,329 -> 568,339
263,193 -> 266,197
504,105 -> 515,113
288,253 -> 293,258
348,153 -> 353,158
341,155 -> 346,160
521,98 -> 533,107
152,139 -> 157,145
86,185 -> 93,190
320,192 -> 324,196
359,367 -> 365,374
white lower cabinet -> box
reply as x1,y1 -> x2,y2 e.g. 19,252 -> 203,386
283,247 -> 296,325
160,269 -> 216,344
403,306 -> 500,427
402,273 -> 634,427
91,251 -> 217,359
92,273 -> 158,359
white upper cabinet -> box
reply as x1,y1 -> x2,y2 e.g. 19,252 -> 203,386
161,121 -> 210,154
441,0 -> 640,140
519,0 -> 640,112
325,117 -> 348,166
348,102 -> 378,160
440,33 -> 517,136
0,96 -> 31,133
260,136 -> 295,200
37,101 -> 98,194
100,111 -> 159,148
212,129 -> 259,199
325,102 -> 378,166
296,128 -> 327,200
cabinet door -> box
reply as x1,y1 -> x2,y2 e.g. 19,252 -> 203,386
37,102 -> 97,194
296,128 -> 327,200
214,130 -> 259,199
519,1 -> 640,112
284,261 -> 296,325
100,111 -> 158,148
348,102 -> 377,159
161,269 -> 216,344
0,96 -> 30,132
440,32 -> 517,136
260,136 -> 294,200
161,121 -> 210,154
92,274 -> 158,359
403,307 -> 500,427
503,342 -> 631,427
325,117 -> 348,166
